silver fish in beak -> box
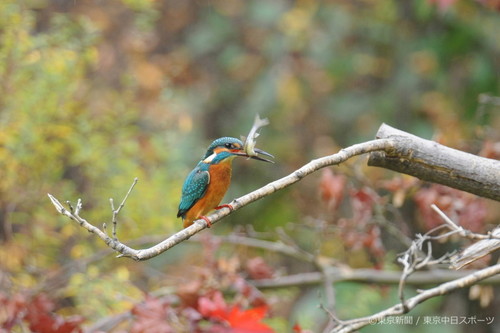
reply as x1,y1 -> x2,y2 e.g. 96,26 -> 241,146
242,114 -> 274,163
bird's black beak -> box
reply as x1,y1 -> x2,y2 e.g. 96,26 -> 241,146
232,148 -> 274,163
249,148 -> 274,163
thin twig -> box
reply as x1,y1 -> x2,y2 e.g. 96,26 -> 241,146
209,234 -> 316,263
66,201 -> 74,213
395,219 -> 458,311
276,227 -> 316,263
319,265 -> 340,332
110,178 -> 138,241
431,204 -> 500,241
319,301 -> 344,332
431,204 -> 460,231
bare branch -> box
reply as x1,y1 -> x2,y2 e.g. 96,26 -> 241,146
109,177 -> 138,241
210,234 -> 316,263
431,204 -> 500,241
391,205 -> 494,310
48,138 -> 393,260
250,268 -> 500,289
319,265 -> 341,332
451,228 -> 500,269
427,203 -> 500,269
478,93 -> 500,106
395,231 -> 456,312
368,123 -> 500,201
47,194 -> 138,256
330,263 -> 500,333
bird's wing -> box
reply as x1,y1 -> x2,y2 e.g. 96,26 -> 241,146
177,165 -> 210,218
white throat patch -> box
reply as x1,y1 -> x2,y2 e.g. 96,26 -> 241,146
203,152 -> 217,163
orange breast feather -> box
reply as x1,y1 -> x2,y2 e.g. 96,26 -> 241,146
183,161 -> 232,227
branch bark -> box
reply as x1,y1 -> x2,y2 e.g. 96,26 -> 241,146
450,227 -> 500,269
368,123 -> 500,201
330,263 -> 500,333
250,267 -> 500,289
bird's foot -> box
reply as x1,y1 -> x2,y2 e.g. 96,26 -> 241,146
215,204 -> 234,212
200,215 -> 212,228
199,205 -> 233,228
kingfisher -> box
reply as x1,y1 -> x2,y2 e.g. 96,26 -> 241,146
177,137 -> 273,228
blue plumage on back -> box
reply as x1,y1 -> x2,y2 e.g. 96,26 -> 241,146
176,162 -> 210,218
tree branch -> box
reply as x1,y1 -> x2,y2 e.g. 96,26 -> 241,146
48,139 -> 393,260
210,234 -> 316,263
250,267 -> 500,289
368,123 -> 500,201
450,228 -> 500,269
330,263 -> 500,333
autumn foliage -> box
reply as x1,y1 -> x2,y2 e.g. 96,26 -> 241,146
0,0 -> 499,332
0,293 -> 84,333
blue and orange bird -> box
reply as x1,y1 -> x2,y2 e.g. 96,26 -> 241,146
177,137 -> 273,228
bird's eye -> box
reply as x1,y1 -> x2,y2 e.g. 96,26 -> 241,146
224,143 -> 233,149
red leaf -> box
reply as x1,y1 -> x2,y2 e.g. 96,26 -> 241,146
130,295 -> 173,333
198,292 -> 273,332
380,176 -> 418,207
245,257 -> 274,280
350,187 -> 379,224
177,278 -> 204,309
319,169 -> 346,212
225,306 -> 274,333
415,185 -> 487,232
24,294 -> 84,333
28,314 -> 84,333
0,293 -> 26,330
30,294 -> 55,313
53,318 -> 85,333
198,291 -> 228,320
292,323 -> 314,333
233,277 -> 268,308
428,0 -> 458,10
293,323 -> 307,333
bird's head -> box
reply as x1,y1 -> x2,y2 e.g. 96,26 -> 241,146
202,137 -> 273,164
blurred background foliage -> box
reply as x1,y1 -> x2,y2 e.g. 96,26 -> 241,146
0,0 -> 499,332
